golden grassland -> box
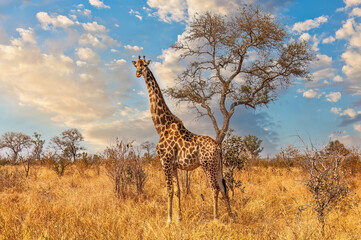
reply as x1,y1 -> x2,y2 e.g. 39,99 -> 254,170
0,164 -> 360,240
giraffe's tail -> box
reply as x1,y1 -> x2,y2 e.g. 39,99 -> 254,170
218,148 -> 227,195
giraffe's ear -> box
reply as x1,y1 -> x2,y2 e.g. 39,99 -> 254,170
147,60 -> 151,65
132,61 -> 137,67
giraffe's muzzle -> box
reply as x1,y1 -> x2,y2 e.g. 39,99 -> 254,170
136,72 -> 142,78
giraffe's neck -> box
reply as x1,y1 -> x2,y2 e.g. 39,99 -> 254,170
143,68 -> 181,135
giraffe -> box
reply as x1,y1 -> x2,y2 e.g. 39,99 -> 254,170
132,56 -> 232,222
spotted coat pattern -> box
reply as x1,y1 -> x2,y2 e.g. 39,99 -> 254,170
132,57 -> 232,222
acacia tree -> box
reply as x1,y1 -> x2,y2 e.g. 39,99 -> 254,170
243,135 -> 263,161
31,132 -> 45,162
0,132 -> 32,164
167,6 -> 313,144
222,131 -> 248,197
50,128 -> 85,162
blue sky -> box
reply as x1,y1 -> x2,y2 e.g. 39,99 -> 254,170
0,0 -> 360,156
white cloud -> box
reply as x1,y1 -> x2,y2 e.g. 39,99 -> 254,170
303,89 -> 319,99
350,7 -> 361,16
325,92 -> 341,102
76,60 -> 87,67
36,12 -> 75,30
344,0 -> 361,8
89,0 -> 110,9
76,47 -> 99,63
331,107 -> 341,114
79,33 -> 103,48
77,8 -> 91,17
79,33 -> 119,48
147,0 -> 187,23
152,48 -> 185,88
341,49 -> 361,81
330,107 -> 358,118
322,36 -> 335,44
336,18 -> 355,40
82,21 -> 108,33
129,9 -> 143,20
124,45 -> 143,52
11,28 -> 36,46
300,33 -> 321,51
292,16 -> 328,33
106,59 -> 127,70
312,68 -> 337,82
354,124 -> 361,133
312,54 -> 332,69
333,75 -> 344,82
299,32 -> 311,41
341,108 -> 357,118
0,42 -> 114,130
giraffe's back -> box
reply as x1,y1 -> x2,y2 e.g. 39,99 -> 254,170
156,122 -> 220,171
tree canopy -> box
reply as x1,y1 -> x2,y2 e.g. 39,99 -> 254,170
166,6 -> 314,143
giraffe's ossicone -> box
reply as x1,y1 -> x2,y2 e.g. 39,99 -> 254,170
132,56 -> 232,222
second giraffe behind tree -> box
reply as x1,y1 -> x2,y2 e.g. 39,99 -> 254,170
132,56 -> 232,222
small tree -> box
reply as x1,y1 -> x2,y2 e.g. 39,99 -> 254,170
222,131 -> 248,197
49,129 -> 84,176
105,139 -> 147,198
0,132 -> 32,164
298,139 -> 351,236
242,135 -> 263,162
141,141 -> 156,161
31,132 -> 45,162
55,129 -> 85,162
275,144 -> 299,168
166,5 -> 313,145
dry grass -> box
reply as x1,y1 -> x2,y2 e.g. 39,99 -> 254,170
0,164 -> 360,239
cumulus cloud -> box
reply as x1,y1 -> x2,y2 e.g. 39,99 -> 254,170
36,12 -> 75,30
332,107 -> 358,119
302,89 -> 320,98
350,7 -> 361,16
147,0 -> 294,23
325,92 -> 341,102
82,21 -> 108,33
76,47 -> 99,63
322,36 -> 335,44
342,108 -> 357,118
292,15 -> 328,33
0,42 -> 114,128
79,33 -> 119,48
333,75 -> 344,82
147,0 -> 187,23
312,68 -> 338,82
89,0 -> 110,9
354,124 -> 361,133
331,107 -> 341,114
124,45 -> 143,52
340,49 -> 361,82
312,54 -> 332,69
11,28 -> 36,46
344,0 -> 361,8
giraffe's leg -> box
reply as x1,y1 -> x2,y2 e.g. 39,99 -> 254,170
166,171 -> 174,223
173,168 -> 182,221
162,162 -> 174,223
202,165 -> 221,219
213,188 -> 219,219
217,170 -> 233,217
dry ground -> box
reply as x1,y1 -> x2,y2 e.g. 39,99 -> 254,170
0,164 -> 360,240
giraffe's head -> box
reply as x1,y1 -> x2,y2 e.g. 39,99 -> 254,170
132,56 -> 151,78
